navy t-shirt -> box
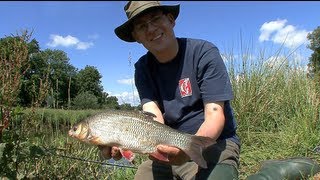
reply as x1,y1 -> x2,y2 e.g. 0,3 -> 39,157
134,38 -> 240,145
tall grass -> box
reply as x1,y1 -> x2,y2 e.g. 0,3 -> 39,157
224,43 -> 320,178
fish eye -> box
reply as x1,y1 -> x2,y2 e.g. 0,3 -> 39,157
73,126 -> 78,131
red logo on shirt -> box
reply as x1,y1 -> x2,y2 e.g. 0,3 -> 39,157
179,78 -> 192,97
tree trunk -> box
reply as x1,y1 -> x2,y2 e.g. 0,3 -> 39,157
0,123 -> 3,143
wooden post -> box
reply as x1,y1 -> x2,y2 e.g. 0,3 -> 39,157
56,78 -> 59,108
68,76 -> 71,109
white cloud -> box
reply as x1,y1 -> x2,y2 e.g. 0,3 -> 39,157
105,78 -> 139,106
47,34 -> 78,47
259,19 -> 310,49
108,90 -> 140,106
88,34 -> 99,40
290,51 -> 307,65
264,55 -> 287,68
47,34 -> 93,50
259,19 -> 287,41
117,78 -> 134,85
76,42 -> 94,50
263,51 -> 308,70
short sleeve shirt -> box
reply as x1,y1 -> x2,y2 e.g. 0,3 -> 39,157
134,38 -> 239,145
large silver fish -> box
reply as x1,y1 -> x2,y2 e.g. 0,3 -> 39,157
68,111 -> 215,168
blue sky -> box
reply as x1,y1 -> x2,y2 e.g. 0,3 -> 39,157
1,1 -> 319,105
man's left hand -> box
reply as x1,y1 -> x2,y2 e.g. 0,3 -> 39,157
150,145 -> 190,165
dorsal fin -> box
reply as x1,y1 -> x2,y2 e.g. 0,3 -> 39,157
141,111 -> 157,118
89,110 -> 159,122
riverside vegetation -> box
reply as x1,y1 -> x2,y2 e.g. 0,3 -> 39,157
1,32 -> 319,179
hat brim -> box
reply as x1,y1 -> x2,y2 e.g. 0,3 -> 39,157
115,4 -> 180,42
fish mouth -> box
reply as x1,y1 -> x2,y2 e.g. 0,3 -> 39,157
68,130 -> 75,137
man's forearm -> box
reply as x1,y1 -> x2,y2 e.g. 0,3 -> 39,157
195,102 -> 225,140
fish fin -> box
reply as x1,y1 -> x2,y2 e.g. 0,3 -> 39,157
120,149 -> 135,162
140,111 -> 157,121
150,151 -> 169,162
183,136 -> 216,169
141,111 -> 157,118
88,136 -> 104,145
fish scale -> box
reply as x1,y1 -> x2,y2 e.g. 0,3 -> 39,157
68,111 -> 216,168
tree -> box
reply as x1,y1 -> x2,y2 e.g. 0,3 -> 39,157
104,95 -> 120,109
20,49 -> 77,107
19,39 -> 45,106
119,103 -> 134,110
72,91 -> 99,109
43,49 -> 77,108
307,26 -> 320,80
75,65 -> 104,105
27,39 -> 40,55
0,31 -> 31,141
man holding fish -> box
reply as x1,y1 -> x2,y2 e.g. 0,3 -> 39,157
99,1 -> 240,179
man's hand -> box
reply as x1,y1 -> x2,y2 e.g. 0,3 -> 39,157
149,145 -> 190,166
98,145 -> 122,161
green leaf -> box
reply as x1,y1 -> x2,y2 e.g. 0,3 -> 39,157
29,145 -> 46,158
0,143 -> 6,160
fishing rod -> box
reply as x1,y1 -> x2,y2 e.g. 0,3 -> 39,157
43,146 -> 138,169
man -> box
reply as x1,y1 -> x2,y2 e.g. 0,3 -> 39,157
99,1 -> 240,179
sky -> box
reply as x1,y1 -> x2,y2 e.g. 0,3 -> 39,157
1,1 -> 319,105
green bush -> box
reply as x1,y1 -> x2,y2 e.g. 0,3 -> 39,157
72,91 -> 99,110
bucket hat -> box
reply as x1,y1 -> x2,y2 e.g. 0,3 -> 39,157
115,1 -> 180,42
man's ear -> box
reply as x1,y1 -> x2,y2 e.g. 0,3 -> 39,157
167,13 -> 176,27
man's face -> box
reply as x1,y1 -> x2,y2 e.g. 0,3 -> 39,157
131,9 -> 176,53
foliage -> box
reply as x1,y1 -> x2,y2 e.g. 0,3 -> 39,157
0,31 -> 32,143
76,65 -> 103,102
104,95 -> 120,109
20,49 -> 78,108
119,103 -> 135,111
307,26 -> 320,88
0,32 -> 30,107
0,108 -> 105,179
42,49 -> 77,108
72,91 -> 99,110
0,107 -> 48,179
224,41 -> 320,179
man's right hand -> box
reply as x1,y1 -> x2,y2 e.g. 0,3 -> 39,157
98,145 -> 123,161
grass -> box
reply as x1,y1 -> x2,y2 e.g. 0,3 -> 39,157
224,44 -> 320,179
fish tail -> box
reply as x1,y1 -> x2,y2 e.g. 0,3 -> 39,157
184,135 -> 215,169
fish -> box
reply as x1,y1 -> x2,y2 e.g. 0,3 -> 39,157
68,110 -> 215,168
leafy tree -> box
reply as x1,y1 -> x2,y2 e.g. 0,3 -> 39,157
119,103 -> 134,110
0,31 -> 31,141
76,65 -> 104,105
43,49 -> 77,108
104,95 -> 120,109
19,39 -> 44,106
20,49 -> 77,107
72,91 -> 98,109
307,26 -> 320,81
27,39 -> 40,55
